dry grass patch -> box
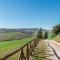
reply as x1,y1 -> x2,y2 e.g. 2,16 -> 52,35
31,40 -> 49,60
54,35 -> 60,42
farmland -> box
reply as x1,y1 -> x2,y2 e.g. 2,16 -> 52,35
0,37 -> 34,58
0,28 -> 38,59
0,32 -> 32,41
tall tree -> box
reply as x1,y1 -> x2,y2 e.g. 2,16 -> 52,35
52,24 -> 60,35
37,28 -> 43,39
44,31 -> 48,39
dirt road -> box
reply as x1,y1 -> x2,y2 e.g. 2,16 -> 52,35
45,40 -> 60,60
32,40 -> 60,60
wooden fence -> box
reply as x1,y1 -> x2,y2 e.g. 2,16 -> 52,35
0,38 -> 39,60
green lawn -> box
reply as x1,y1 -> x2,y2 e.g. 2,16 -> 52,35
0,37 -> 34,57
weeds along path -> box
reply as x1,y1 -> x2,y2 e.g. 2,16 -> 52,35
31,40 -> 58,60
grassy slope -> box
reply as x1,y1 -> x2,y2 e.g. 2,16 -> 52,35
54,35 -> 60,42
0,37 -> 34,57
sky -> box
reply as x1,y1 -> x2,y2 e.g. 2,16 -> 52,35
0,0 -> 60,30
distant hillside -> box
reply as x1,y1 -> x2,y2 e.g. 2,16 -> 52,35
0,28 -> 51,33
0,32 -> 33,41
0,28 -> 39,34
0,28 -> 52,41
0,28 -> 39,41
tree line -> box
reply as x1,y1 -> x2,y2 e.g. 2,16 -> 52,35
37,24 -> 60,39
37,28 -> 48,39
52,24 -> 60,37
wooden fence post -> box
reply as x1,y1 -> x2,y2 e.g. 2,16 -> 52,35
19,48 -> 23,60
30,43 -> 32,55
19,48 -> 26,60
26,44 -> 29,60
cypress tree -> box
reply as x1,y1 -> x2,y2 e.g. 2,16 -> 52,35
44,31 -> 48,39
37,28 -> 43,39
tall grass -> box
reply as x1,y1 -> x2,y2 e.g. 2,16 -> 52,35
54,35 -> 60,42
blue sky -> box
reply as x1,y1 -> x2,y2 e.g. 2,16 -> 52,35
0,0 -> 60,29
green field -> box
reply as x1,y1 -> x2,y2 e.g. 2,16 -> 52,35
0,37 -> 34,58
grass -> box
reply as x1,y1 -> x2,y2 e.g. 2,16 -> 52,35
54,35 -> 60,42
48,32 -> 52,40
0,37 -> 34,58
32,40 -> 49,60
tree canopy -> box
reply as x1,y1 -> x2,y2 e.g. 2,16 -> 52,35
52,24 -> 60,35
